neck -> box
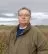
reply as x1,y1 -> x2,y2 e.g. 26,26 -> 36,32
19,23 -> 29,29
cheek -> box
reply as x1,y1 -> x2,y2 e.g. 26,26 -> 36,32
18,18 -> 23,23
18,17 -> 21,21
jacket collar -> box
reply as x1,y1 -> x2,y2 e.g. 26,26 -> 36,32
11,23 -> 32,43
16,23 -> 31,36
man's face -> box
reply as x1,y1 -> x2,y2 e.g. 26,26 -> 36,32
18,9 -> 31,25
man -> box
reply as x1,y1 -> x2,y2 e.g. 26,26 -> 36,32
8,7 -> 48,54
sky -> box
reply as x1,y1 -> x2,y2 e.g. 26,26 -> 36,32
0,0 -> 48,12
0,0 -> 48,25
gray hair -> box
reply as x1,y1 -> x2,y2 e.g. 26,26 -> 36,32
18,7 -> 31,15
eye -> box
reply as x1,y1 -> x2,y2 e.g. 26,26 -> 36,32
18,14 -> 30,17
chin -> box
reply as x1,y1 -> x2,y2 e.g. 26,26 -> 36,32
20,23 -> 28,24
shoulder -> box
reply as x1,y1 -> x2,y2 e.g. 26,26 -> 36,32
30,25 -> 47,41
31,25 -> 45,37
30,25 -> 41,33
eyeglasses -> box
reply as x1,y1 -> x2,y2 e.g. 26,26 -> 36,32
18,14 -> 30,17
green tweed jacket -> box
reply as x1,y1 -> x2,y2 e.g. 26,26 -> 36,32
8,24 -> 48,54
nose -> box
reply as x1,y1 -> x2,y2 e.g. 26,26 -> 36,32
21,15 -> 25,19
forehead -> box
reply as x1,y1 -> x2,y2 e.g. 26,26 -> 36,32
19,9 -> 30,14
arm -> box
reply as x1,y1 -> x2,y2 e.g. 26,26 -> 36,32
36,29 -> 48,54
